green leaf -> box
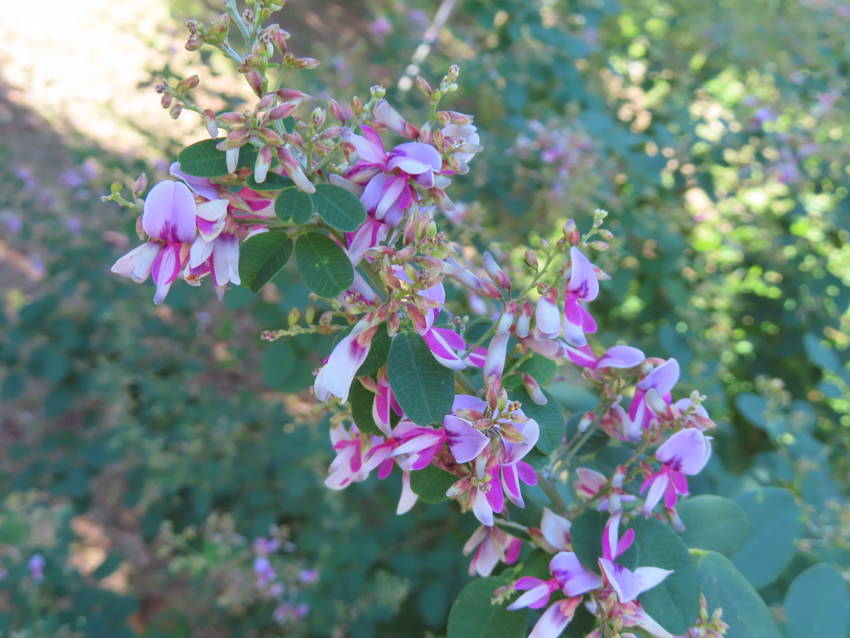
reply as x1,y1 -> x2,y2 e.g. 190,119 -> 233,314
177,138 -> 257,177
349,380 -> 382,436
275,187 -> 313,223
570,510 -> 606,573
631,517 -> 700,635
410,465 -> 457,504
517,355 -> 558,386
732,487 -> 803,588
387,333 -> 454,426
93,553 -> 124,579
785,563 -> 850,638
310,183 -> 366,231
238,231 -> 293,293
513,388 -> 563,455
678,495 -> 750,556
447,578 -> 528,638
260,340 -> 295,388
803,333 -> 840,371
247,173 -> 293,191
736,393 -> 768,429
695,551 -> 781,638
357,324 -> 390,377
295,232 -> 353,298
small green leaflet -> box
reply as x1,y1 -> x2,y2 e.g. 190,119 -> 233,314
295,232 -> 353,298
238,231 -> 293,292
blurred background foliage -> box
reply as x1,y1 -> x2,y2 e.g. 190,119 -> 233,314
1,0 -> 848,635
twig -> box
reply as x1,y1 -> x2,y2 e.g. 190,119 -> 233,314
397,0 -> 460,92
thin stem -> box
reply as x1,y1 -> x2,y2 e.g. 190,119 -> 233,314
224,0 -> 251,42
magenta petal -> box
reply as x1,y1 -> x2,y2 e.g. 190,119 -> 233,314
517,460 -> 538,486
597,345 -> 645,369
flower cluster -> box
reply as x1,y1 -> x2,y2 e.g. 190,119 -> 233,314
107,2 -> 725,636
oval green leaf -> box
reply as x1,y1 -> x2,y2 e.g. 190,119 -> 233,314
631,517 -> 700,635
387,333 -> 454,426
447,577 -> 528,638
513,388 -> 563,455
696,551 -> 782,638
238,231 -> 293,293
678,495 -> 750,557
732,487 -> 803,588
177,138 -> 258,177
410,465 -> 457,504
295,232 -> 353,298
349,380 -> 382,436
785,563 -> 850,638
310,183 -> 366,231
570,510 -> 606,573
248,172 -> 293,191
275,187 -> 313,223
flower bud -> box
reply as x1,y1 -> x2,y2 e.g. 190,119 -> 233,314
178,74 -> 200,90
208,13 -> 230,40
524,249 -> 539,270
257,93 -> 277,110
311,107 -> 326,128
599,229 -> 614,241
254,146 -> 273,184
185,34 -> 204,51
258,127 -> 283,145
522,374 -> 548,405
515,301 -> 532,338
415,76 -> 433,96
563,218 -> 579,245
373,99 -> 418,138
246,70 -> 265,97
496,304 -> 515,334
370,85 -> 386,99
296,57 -> 320,70
218,111 -> 246,125
288,307 -> 301,327
278,147 -> 315,193
267,102 -> 298,121
169,103 -> 183,119
276,88 -> 310,101
270,25 -> 290,51
225,147 -> 240,174
133,173 -> 148,196
447,64 -> 460,82
483,251 -> 512,290
160,93 -> 173,109
203,109 -> 219,137
351,96 -> 364,116
328,99 -> 348,123
589,240 -> 609,251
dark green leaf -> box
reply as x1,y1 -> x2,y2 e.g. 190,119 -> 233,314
275,187 -> 313,223
696,551 -> 781,638
350,380 -> 382,436
177,138 -> 257,177
631,517 -> 700,634
678,495 -> 750,556
410,465 -> 457,504
570,510 -> 605,573
248,172 -> 293,191
238,231 -> 293,293
732,487 -> 803,588
295,232 -> 353,298
785,563 -> 850,638
311,183 -> 366,231
387,333 -> 454,426
513,388 -> 563,455
447,578 -> 528,638
357,324 -> 390,377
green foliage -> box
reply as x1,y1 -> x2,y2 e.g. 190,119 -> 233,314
696,551 -> 782,638
177,138 -> 258,177
276,186 -> 313,223
311,184 -> 367,231
295,231 -> 353,297
387,333 -> 455,427
238,231 -> 293,292
784,563 -> 850,638
447,578 -> 528,638
678,495 -> 750,557
410,465 -> 457,504
732,488 -> 804,588
631,517 -> 700,635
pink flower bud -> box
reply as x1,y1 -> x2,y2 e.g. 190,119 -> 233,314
254,147 -> 273,184
373,99 -> 418,139
278,147 -> 315,193
483,251 -> 512,290
522,374 -> 547,405
515,301 -> 532,338
246,70 -> 265,97
203,109 -> 219,137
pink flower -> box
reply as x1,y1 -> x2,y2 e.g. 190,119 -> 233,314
111,180 -> 197,304
628,358 -> 680,429
508,552 -> 600,638
314,322 -> 375,401
640,428 -> 712,514
598,512 -> 672,603
325,424 -> 372,489
562,247 -> 601,347
463,525 -> 522,577
539,507 -> 571,552
566,344 -> 645,371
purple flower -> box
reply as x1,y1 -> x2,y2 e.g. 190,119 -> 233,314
640,428 -> 712,514
28,554 -> 45,582
598,512 -> 671,603
314,322 -> 376,401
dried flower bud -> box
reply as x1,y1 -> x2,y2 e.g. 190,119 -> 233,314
296,57 -> 320,69
524,249 -> 539,270
185,34 -> 204,51
276,88 -> 309,101
208,13 -> 230,40
169,103 -> 183,119
160,93 -> 173,108
415,76 -> 433,96
311,107 -> 326,128
132,173 -> 148,196
245,70 -> 265,97
179,74 -> 200,90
